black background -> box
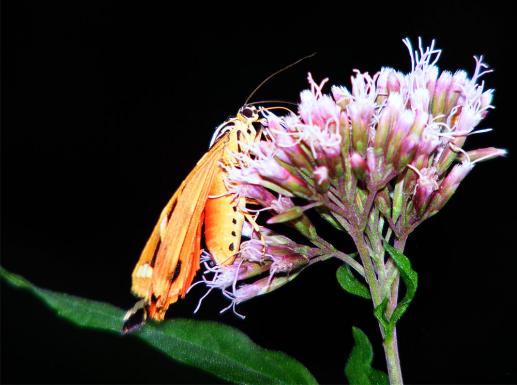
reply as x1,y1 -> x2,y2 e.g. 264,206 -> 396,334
2,2 -> 516,384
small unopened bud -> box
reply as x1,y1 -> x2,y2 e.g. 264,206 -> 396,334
386,109 -> 415,163
444,70 -> 467,113
349,101 -> 373,156
274,131 -> 315,172
459,147 -> 507,163
394,134 -> 418,170
374,107 -> 391,157
331,85 -> 352,109
376,68 -> 390,97
387,70 -> 401,93
233,271 -> 301,304
239,184 -> 276,207
271,253 -> 309,275
270,197 -> 318,240
267,206 -> 304,224
350,152 -> 368,180
206,257 -> 272,290
374,93 -> 403,157
409,166 -> 439,215
257,158 -> 313,198
432,71 -> 453,116
427,162 -> 474,216
313,166 -> 330,192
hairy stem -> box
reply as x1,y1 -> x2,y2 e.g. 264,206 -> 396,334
382,235 -> 407,385
352,230 -> 382,305
310,235 -> 364,276
383,330 -> 403,385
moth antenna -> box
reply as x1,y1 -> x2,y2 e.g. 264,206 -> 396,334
244,53 -> 317,106
247,100 -> 298,107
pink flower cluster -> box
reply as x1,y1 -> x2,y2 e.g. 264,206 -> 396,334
198,39 -> 505,314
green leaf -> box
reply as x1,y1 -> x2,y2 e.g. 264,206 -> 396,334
336,264 -> 371,299
345,327 -> 389,385
0,266 -> 317,385
383,242 -> 418,330
373,298 -> 390,336
374,242 -> 418,338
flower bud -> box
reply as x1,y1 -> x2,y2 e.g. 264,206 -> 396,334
205,257 -> 272,289
387,70 -> 401,93
444,70 -> 467,114
313,166 -> 330,192
350,152 -> 368,180
271,128 -> 315,172
458,147 -> 507,163
431,71 -> 453,117
238,183 -> 276,207
233,271 -> 302,304
410,88 -> 431,112
267,206 -> 304,224
410,166 -> 439,215
426,162 -> 474,216
349,101 -> 374,156
386,109 -> 415,164
394,134 -> 418,171
436,136 -> 466,175
270,253 -> 309,274
331,85 -> 352,109
256,158 -> 313,198
374,93 -> 403,158
269,197 -> 318,240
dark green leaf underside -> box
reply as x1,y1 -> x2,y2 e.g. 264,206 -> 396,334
0,266 -> 317,385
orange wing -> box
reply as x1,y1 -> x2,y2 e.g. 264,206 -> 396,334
204,108 -> 259,266
130,134 -> 228,320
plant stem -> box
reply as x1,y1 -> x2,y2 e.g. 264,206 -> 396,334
383,330 -> 403,385
352,230 -> 382,305
382,236 -> 407,385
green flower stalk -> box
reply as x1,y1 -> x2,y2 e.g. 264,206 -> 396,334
197,38 -> 505,384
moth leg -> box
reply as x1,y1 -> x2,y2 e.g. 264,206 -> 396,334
122,298 -> 148,334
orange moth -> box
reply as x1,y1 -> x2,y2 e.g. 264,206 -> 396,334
122,107 -> 260,332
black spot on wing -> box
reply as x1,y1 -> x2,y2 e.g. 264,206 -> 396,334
170,260 -> 182,282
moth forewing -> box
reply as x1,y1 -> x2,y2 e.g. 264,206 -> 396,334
125,106 -> 262,327
128,136 -> 227,322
